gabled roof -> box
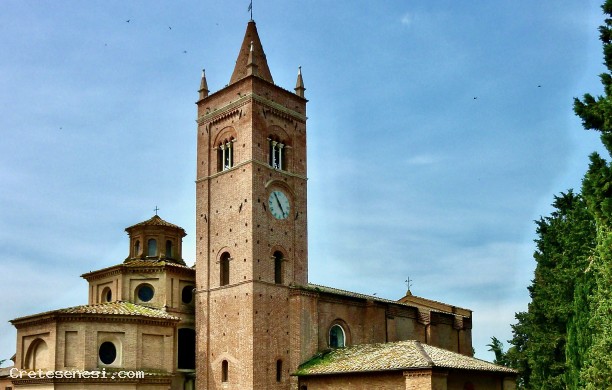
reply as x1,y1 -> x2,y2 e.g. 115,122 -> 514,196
295,340 -> 517,376
299,284 -> 470,318
11,301 -> 180,324
229,20 -> 273,85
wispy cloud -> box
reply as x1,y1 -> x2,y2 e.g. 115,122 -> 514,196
400,13 -> 413,26
404,154 -> 442,166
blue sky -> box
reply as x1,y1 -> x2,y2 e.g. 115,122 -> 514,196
0,0 -> 607,363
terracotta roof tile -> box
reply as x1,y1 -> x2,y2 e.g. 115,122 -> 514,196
124,215 -> 185,233
302,284 -> 469,317
295,340 -> 517,376
11,301 -> 180,323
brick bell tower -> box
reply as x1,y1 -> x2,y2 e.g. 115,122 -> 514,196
195,20 -> 307,389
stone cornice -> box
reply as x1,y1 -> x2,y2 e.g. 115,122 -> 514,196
196,92 -> 306,126
195,159 -> 307,183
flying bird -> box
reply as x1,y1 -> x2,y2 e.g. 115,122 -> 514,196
126,19 -> 130,23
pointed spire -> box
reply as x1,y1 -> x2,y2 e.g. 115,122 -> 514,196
295,66 -> 305,97
246,41 -> 258,77
229,21 -> 273,85
199,69 -> 209,100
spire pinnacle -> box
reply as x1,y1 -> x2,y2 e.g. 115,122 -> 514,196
199,69 -> 209,100
229,21 -> 273,85
295,66 -> 305,97
246,41 -> 258,77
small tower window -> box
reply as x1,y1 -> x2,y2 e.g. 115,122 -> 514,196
182,285 -> 194,304
136,283 -> 155,302
147,239 -> 157,257
329,324 -> 346,348
221,360 -> 229,382
276,359 -> 283,382
166,240 -> 173,259
99,341 -> 117,365
273,251 -> 284,284
268,137 -> 285,170
134,240 -> 140,257
220,252 -> 231,286
101,287 -> 112,303
217,138 -> 235,171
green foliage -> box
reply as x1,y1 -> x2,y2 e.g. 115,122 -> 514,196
487,336 -> 509,367
508,1 -> 612,388
508,192 -> 595,389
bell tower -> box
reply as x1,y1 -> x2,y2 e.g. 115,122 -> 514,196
195,21 -> 307,389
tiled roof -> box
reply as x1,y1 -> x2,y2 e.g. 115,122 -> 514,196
295,340 -> 517,376
125,215 -> 185,233
122,259 -> 192,269
11,301 -> 180,323
303,284 -> 401,305
300,284 -> 469,317
81,259 -> 194,279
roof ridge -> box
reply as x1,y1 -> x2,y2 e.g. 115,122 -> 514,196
412,340 -> 434,367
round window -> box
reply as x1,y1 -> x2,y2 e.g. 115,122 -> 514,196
99,341 -> 117,365
136,284 -> 154,302
182,286 -> 194,304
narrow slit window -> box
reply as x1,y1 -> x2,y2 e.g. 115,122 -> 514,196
276,359 -> 283,382
274,251 -> 283,284
220,252 -> 231,286
221,360 -> 229,382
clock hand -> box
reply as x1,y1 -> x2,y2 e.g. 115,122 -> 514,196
273,192 -> 285,215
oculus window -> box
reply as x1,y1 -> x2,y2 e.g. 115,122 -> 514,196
136,283 -> 155,302
99,342 -> 117,365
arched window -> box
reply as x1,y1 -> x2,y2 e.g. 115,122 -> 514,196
182,285 -> 194,304
217,138 -> 235,171
329,324 -> 346,348
101,287 -> 112,303
177,328 -> 196,370
268,137 -> 286,170
221,360 -> 229,382
147,239 -> 157,257
25,339 -> 48,370
276,359 -> 283,382
134,240 -> 140,257
273,251 -> 284,284
166,240 -> 173,258
220,252 -> 231,286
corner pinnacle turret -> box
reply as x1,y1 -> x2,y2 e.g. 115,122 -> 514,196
199,69 -> 209,100
295,66 -> 305,98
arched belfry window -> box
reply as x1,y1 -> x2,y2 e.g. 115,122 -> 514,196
147,239 -> 157,257
217,137 -> 235,171
273,251 -> 284,284
220,252 -> 231,286
329,324 -> 346,348
268,136 -> 286,170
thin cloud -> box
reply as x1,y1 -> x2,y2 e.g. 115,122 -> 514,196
400,13 -> 413,26
405,154 -> 442,166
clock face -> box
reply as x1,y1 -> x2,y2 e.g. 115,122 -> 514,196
268,190 -> 290,220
